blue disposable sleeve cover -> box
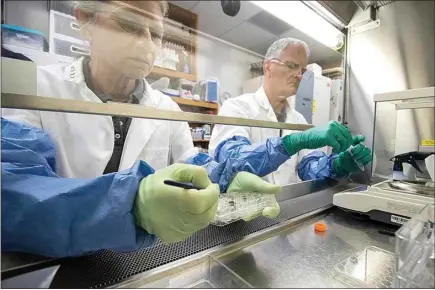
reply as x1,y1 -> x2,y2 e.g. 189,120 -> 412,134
186,135 -> 290,192
297,150 -> 347,181
1,118 -> 156,258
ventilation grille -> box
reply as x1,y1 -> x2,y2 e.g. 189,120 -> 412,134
46,194 -> 334,288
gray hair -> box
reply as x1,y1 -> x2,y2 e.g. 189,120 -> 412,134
264,38 -> 310,60
73,1 -> 169,18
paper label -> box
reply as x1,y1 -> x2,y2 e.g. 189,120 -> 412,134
391,214 -> 409,225
312,100 -> 316,113
421,140 -> 435,146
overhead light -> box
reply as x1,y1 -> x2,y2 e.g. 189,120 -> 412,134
250,1 -> 345,49
302,1 -> 346,30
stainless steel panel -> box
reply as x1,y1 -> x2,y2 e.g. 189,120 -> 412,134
1,93 -> 314,131
318,1 -> 358,25
275,179 -> 342,202
216,208 -> 396,288
346,1 -> 435,182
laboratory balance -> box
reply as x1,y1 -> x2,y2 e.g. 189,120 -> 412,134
333,87 -> 435,226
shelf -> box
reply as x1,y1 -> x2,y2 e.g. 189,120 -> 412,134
193,139 -> 210,143
150,66 -> 196,81
171,97 -> 218,110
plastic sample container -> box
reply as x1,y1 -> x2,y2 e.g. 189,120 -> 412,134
393,203 -> 434,288
333,246 -> 395,288
211,192 -> 277,226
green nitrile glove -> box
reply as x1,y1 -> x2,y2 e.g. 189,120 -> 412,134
134,163 -> 219,244
227,172 -> 281,222
332,142 -> 373,176
282,121 -> 353,156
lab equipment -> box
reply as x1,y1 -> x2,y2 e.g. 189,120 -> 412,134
1,24 -> 45,51
393,203 -> 434,288
191,127 -> 205,140
333,87 -> 435,226
426,154 -> 435,181
306,63 -> 322,76
164,180 -> 279,227
191,79 -> 218,102
211,192 -> 277,226
390,151 -> 434,181
135,163 -> 219,244
49,10 -> 90,58
154,42 -> 184,71
334,246 -> 395,288
203,124 -> 211,140
2,44 -> 74,66
172,79 -> 194,99
282,120 -> 353,155
293,70 -> 314,124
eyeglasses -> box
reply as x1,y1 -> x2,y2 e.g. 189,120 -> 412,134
270,59 -> 307,76
97,9 -> 164,42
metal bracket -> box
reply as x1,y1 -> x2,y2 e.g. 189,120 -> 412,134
351,19 -> 380,35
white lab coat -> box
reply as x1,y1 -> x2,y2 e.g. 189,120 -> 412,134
209,86 -> 309,186
1,58 -> 198,178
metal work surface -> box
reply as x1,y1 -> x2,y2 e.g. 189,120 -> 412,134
215,208 -> 396,288
1,93 -> 313,131
1,181 -> 354,288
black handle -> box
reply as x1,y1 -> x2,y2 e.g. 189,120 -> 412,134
164,180 -> 203,190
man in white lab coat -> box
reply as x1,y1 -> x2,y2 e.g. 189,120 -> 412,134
1,0 -> 280,258
209,38 -> 373,185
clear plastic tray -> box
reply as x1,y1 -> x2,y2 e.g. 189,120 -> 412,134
210,192 -> 276,226
137,255 -> 252,288
334,246 -> 395,288
393,203 -> 434,288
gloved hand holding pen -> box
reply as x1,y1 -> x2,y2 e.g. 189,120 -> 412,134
134,163 -> 220,244
134,165 -> 282,244
332,135 -> 373,176
282,120 -> 354,156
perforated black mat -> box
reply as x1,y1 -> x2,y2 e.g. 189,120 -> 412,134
49,192 -> 333,288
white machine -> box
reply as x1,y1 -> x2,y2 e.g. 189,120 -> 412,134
333,87 -> 435,226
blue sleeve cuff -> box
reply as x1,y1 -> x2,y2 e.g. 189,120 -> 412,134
185,136 -> 290,192
1,118 -> 157,257
297,151 -> 348,181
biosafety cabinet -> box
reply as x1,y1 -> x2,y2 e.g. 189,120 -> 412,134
333,87 -> 435,226
2,0 -> 435,289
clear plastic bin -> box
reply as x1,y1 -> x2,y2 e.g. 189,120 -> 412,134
393,203 -> 434,288
334,246 -> 395,288
139,255 -> 252,288
210,192 -> 277,226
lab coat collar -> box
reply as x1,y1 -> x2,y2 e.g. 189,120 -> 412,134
64,57 -> 160,170
64,57 -> 159,107
254,86 -> 271,111
254,85 -> 297,119
64,57 -> 85,83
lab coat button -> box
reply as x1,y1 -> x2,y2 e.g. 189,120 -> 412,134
115,134 -> 121,139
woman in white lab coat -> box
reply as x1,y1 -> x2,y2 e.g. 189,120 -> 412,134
1,0 -> 280,258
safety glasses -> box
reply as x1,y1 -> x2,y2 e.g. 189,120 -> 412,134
96,5 -> 163,42
270,58 -> 307,76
